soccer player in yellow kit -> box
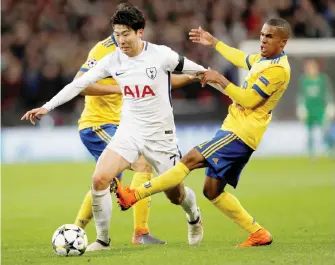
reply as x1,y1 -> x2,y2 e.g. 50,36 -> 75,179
112,18 -> 291,247
73,35 -> 196,245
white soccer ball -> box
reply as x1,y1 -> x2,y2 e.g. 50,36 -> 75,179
52,224 -> 88,257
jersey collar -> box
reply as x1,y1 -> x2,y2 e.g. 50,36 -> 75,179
259,51 -> 286,62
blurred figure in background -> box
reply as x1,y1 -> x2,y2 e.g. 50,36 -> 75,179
2,0 -> 335,127
296,59 -> 335,157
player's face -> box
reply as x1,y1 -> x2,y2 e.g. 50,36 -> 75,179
305,60 -> 319,77
260,24 -> 287,58
113,25 -> 144,57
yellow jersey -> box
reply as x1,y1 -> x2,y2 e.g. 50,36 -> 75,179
215,41 -> 291,150
78,36 -> 122,131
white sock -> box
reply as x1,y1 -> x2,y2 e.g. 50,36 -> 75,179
91,186 -> 112,244
180,187 -> 199,222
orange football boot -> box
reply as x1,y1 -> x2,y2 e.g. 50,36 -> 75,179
111,178 -> 137,211
237,228 -> 273,248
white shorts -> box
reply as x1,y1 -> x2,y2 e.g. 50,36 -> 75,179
106,131 -> 181,175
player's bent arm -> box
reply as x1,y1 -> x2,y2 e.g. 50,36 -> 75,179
42,58 -> 111,111
214,66 -> 286,109
74,71 -> 122,96
163,46 -> 223,91
189,28 -> 253,70
170,74 -> 197,89
212,73 -> 265,108
224,84 -> 265,109
215,42 -> 251,70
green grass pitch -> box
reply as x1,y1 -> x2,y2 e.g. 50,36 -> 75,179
2,157 -> 335,265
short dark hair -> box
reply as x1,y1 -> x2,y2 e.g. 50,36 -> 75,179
265,17 -> 291,39
110,3 -> 145,31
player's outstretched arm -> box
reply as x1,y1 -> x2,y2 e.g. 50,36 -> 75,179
198,69 -> 263,108
42,57 -> 111,111
198,67 -> 286,109
75,72 -> 196,94
21,57 -> 111,124
189,27 -> 251,70
74,71 -> 122,96
162,45 -> 224,93
171,74 -> 198,89
296,76 -> 307,121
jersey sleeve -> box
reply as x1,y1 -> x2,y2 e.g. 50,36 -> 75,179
162,46 -> 180,72
43,54 -> 113,111
251,66 -> 286,99
162,46 -> 206,74
215,41 -> 261,70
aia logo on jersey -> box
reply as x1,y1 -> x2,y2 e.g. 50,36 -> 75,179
123,85 -> 156,98
146,67 -> 157,79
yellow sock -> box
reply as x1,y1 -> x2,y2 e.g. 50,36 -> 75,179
74,190 -> 93,229
211,192 -> 262,234
135,162 -> 190,200
130,172 -> 152,234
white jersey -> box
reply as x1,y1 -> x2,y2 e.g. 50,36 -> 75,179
43,41 -> 207,140
114,42 -> 181,140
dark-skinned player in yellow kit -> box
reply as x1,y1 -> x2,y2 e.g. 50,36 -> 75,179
112,17 -> 291,247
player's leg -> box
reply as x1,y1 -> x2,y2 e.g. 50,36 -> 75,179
306,115 -> 315,158
87,147 -> 131,251
164,182 -> 203,245
146,142 -> 203,245
130,156 -> 166,244
112,145 -> 206,209
200,131 -> 272,247
88,130 -> 140,251
112,140 -> 206,244
204,175 -> 271,247
326,123 -> 335,156
320,111 -> 332,154
74,125 -> 119,229
130,157 -> 152,241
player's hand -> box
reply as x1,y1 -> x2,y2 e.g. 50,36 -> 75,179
188,74 -> 199,82
296,106 -> 307,121
326,104 -> 335,120
21,107 -> 49,125
197,69 -> 223,87
189,26 -> 218,47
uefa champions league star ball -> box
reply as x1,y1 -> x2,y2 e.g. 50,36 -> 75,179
51,224 -> 88,256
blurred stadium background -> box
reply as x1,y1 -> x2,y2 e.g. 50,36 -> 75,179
2,1 -> 335,265
2,0 -> 335,162
1,0 -> 335,163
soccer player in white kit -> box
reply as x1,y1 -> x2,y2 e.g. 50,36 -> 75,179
22,3 -> 206,250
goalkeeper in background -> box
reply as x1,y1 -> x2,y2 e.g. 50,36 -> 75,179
296,59 -> 335,157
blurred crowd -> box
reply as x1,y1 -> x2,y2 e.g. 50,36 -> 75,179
2,0 -> 335,126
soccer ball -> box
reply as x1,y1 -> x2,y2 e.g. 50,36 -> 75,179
51,224 -> 88,256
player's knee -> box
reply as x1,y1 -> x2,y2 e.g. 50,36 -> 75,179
167,195 -> 184,205
92,172 -> 110,190
131,157 -> 152,173
180,148 -> 205,170
165,191 -> 184,205
203,186 -> 219,201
